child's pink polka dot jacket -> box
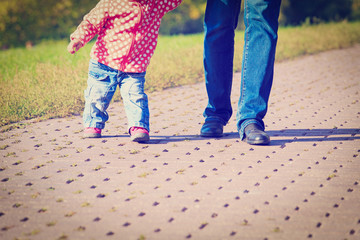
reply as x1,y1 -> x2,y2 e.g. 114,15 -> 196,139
70,0 -> 182,73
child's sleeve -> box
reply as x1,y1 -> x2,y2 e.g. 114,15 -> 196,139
70,0 -> 111,46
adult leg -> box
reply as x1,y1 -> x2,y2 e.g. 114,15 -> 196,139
236,0 -> 281,144
201,0 -> 241,137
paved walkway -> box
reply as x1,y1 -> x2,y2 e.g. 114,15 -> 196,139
1,46 -> 360,240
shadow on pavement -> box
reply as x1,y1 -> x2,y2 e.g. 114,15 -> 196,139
97,128 -> 360,145
268,128 -> 360,146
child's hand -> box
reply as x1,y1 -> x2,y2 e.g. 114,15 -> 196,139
67,40 -> 84,54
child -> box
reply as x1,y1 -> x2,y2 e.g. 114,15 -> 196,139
68,0 -> 182,142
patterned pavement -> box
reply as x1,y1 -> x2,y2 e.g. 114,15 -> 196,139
1,45 -> 360,240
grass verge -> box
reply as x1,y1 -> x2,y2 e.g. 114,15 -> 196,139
1,21 -> 359,131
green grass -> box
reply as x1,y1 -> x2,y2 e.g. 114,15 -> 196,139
1,21 -> 360,130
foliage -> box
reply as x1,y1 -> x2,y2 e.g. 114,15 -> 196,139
0,0 -> 98,48
280,0 -> 354,25
159,0 -> 206,35
0,0 -> 359,48
1,22 -> 360,129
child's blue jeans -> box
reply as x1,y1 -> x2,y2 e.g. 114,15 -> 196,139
83,59 -> 150,132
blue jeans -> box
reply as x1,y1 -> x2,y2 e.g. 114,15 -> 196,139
83,59 -> 150,132
203,0 -> 281,139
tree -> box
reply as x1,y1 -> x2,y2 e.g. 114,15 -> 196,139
160,0 -> 206,35
0,0 -> 97,48
281,0 -> 353,25
0,0 -> 357,49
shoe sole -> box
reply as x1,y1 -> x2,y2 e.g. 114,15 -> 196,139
245,138 -> 270,145
83,133 -> 101,138
131,133 -> 150,143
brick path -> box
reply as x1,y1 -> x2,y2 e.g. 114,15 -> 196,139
1,45 -> 359,240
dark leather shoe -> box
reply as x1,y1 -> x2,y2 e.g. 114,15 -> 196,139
200,121 -> 224,137
243,123 -> 270,145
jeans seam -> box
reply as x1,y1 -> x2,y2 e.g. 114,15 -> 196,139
238,0 -> 250,126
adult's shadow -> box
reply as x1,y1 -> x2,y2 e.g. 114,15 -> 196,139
266,128 -> 360,146
101,128 -> 360,145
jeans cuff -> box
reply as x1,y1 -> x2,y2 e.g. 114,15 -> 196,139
128,122 -> 150,134
238,119 -> 264,140
205,116 -> 227,126
84,122 -> 105,129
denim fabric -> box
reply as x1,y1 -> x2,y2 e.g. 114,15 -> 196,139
203,0 -> 281,139
83,59 -> 150,132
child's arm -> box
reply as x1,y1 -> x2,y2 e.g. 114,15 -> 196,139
67,0 -> 111,53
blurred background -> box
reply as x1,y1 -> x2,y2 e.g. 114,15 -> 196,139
0,0 -> 359,49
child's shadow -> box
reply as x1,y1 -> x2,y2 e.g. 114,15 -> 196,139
138,132 -> 239,144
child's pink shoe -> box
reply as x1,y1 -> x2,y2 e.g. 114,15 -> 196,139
129,127 -> 149,142
84,127 -> 101,138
